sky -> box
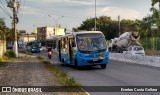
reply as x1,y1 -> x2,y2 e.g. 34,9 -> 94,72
0,0 -> 155,33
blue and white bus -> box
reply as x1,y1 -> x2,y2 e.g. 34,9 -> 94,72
57,31 -> 109,69
26,40 -> 41,53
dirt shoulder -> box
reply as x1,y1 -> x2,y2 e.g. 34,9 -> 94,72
145,50 -> 160,56
0,57 -> 59,86
0,57 -> 59,95
0,55 -> 88,95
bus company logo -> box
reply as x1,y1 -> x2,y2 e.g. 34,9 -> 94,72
2,87 -> 12,92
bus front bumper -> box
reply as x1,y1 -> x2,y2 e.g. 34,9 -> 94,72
76,54 -> 109,66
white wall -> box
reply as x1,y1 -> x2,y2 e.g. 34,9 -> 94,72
110,53 -> 160,68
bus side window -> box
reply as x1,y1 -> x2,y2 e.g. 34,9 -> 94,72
62,38 -> 65,48
65,38 -> 68,48
72,38 -> 76,47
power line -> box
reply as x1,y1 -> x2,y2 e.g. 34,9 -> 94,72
0,0 -> 12,18
24,4 -> 86,18
4,0 -> 13,12
0,0 -> 11,14
26,4 -> 80,16
17,0 -> 25,20
23,9 -> 86,19
2,0 -> 7,5
17,0 -> 24,14
0,6 -> 12,18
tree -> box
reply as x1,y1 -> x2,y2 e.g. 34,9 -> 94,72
98,16 -> 118,40
74,16 -> 141,40
151,0 -> 160,11
77,18 -> 95,31
0,18 -> 7,57
120,19 -> 136,32
0,18 -> 6,40
76,16 -> 118,40
150,7 -> 160,32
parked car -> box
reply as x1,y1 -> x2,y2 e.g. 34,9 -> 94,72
123,46 -> 145,56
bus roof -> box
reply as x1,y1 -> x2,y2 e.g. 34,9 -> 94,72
73,31 -> 102,35
59,31 -> 104,39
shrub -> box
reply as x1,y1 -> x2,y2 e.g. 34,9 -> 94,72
64,77 -> 77,86
4,50 -> 16,58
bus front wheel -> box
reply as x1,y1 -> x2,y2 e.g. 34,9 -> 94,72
62,59 -> 66,66
74,59 -> 80,70
100,64 -> 106,69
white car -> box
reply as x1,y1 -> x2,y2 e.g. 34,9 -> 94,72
123,46 -> 145,56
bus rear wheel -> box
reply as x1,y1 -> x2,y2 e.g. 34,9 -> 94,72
100,64 -> 106,69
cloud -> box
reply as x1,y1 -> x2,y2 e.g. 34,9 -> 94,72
27,0 -> 94,5
99,7 -> 142,20
21,6 -> 42,16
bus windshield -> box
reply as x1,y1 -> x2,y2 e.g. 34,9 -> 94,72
76,33 -> 106,53
32,42 -> 41,48
27,41 -> 41,48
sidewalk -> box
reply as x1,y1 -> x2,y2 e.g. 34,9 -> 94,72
0,55 -> 58,95
0,53 -> 87,95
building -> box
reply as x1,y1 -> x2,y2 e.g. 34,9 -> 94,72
37,27 -> 66,41
37,26 -> 66,48
37,27 -> 54,41
54,28 -> 66,36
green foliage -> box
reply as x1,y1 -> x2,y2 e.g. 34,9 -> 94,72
75,16 -> 142,40
64,77 -> 77,86
151,0 -> 160,7
4,50 -> 16,58
37,56 -> 43,60
141,37 -> 160,51
157,38 -> 160,50
0,18 -> 6,30
0,18 -> 12,41
43,60 -> 50,65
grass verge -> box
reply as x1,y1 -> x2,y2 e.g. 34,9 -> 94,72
2,50 -> 17,62
0,59 -> 5,67
36,57 -> 89,95
25,52 -> 33,55
3,50 -> 16,58
37,56 -> 80,86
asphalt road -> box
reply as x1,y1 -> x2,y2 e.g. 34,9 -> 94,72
37,52 -> 160,95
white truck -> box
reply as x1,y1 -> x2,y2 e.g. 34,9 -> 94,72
108,31 -> 141,53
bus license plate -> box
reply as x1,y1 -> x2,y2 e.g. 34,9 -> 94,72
93,59 -> 98,62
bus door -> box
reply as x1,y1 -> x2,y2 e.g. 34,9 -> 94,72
62,37 -> 68,64
68,37 -> 76,64
58,39 -> 61,61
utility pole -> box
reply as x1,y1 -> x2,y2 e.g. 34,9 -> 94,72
13,0 -> 18,57
95,0 -> 97,31
118,15 -> 121,36
8,0 -> 19,57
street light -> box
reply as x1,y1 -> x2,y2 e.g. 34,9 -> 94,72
118,15 -> 121,36
33,25 -> 38,40
95,0 -> 96,31
48,15 -> 63,28
48,15 -> 63,35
